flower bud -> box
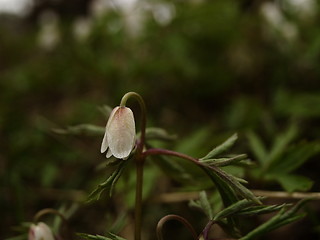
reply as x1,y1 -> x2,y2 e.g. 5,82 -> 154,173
101,106 -> 136,159
28,222 -> 55,240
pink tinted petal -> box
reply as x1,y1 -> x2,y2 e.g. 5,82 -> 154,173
106,107 -> 135,159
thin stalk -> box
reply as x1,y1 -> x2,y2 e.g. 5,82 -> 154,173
134,158 -> 145,240
120,92 -> 147,240
156,214 -> 198,240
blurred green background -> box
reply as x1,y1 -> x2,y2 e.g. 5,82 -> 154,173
2,0 -> 320,239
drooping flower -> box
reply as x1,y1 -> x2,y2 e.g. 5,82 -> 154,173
28,222 -> 55,240
101,106 -> 136,159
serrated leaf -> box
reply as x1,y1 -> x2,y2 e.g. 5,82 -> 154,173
276,174 -> 313,192
246,131 -> 267,165
214,198 -> 257,220
199,191 -> 214,219
240,199 -> 310,240
87,161 -> 127,202
207,165 -> 260,204
237,204 -> 287,216
200,133 -> 238,160
201,154 -> 248,167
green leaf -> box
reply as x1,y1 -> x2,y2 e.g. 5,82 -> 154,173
87,161 -> 127,202
276,174 -> 313,192
209,165 -> 260,204
201,154 -> 248,167
144,127 -> 177,141
246,131 -> 267,165
267,124 -> 298,168
269,142 -> 320,173
214,198 -> 259,220
189,191 -> 214,220
237,204 -> 287,216
200,133 -> 238,160
240,199 -> 310,240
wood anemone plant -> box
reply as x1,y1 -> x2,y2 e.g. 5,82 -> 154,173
52,92 -> 310,240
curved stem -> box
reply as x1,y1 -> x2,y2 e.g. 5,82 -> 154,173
120,92 -> 147,153
157,214 -> 198,240
34,208 -> 72,239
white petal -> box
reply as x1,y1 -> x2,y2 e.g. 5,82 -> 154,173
107,107 -> 136,159
106,148 -> 113,158
29,222 -> 55,240
100,106 -> 119,153
100,129 -> 109,153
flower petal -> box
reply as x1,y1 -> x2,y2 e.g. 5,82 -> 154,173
106,107 -> 135,159
106,148 -> 113,158
101,130 -> 109,153
101,106 -> 119,153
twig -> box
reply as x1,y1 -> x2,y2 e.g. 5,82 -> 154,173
252,190 -> 320,200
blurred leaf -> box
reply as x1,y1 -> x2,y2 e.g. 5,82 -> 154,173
276,174 -> 313,192
246,131 -> 267,165
53,124 -> 105,136
200,133 -> 238,160
274,90 -> 320,118
268,142 -> 320,173
189,191 -> 214,220
98,105 -> 113,118
175,127 -> 211,156
267,124 -> 298,168
143,127 -> 177,142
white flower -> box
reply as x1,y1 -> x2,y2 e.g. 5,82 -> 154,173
101,106 -> 136,159
28,222 -> 55,240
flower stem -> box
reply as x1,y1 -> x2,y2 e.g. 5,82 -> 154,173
156,214 -> 198,240
134,157 -> 144,240
120,92 -> 147,240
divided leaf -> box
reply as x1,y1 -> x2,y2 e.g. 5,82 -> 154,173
240,199 -> 310,240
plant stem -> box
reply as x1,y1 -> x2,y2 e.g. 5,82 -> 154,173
120,92 -> 147,240
135,157 -> 144,240
156,214 -> 198,240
